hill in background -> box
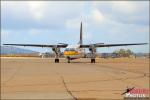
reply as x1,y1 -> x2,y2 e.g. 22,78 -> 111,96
0,46 -> 38,54
0,46 -> 149,58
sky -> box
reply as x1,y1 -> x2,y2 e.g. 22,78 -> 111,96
1,1 -> 149,53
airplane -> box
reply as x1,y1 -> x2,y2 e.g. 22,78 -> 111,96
3,22 -> 147,63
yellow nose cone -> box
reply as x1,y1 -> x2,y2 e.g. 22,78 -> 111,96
64,51 -> 78,55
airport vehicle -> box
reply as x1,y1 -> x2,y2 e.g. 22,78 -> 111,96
3,22 -> 147,63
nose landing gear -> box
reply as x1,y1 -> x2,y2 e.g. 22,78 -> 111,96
67,57 -> 70,63
91,58 -> 95,63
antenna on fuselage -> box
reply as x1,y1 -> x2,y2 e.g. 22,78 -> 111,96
79,22 -> 83,45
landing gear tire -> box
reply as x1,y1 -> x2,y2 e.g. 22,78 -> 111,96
67,57 -> 70,63
91,59 -> 95,63
55,59 -> 59,63
68,59 -> 70,63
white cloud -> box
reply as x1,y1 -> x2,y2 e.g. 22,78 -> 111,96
2,1 -> 31,20
28,1 -> 45,21
29,28 -> 42,35
65,8 -> 106,30
111,1 -> 137,14
92,1 -> 149,25
91,9 -> 104,23
1,29 -> 19,45
1,1 -> 149,52
1,29 -> 11,37
65,18 -> 81,29
2,1 -> 85,29
83,32 -> 93,40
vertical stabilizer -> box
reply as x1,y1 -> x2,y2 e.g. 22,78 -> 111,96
79,22 -> 83,45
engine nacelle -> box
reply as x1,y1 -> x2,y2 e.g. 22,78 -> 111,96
52,46 -> 61,59
89,48 -> 92,51
89,45 -> 96,53
52,47 -> 56,51
52,46 -> 60,53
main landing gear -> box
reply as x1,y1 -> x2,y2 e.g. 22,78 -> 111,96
55,59 -> 59,63
91,58 -> 95,63
89,45 -> 96,63
52,46 -> 61,63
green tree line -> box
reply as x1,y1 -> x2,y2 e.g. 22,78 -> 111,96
113,49 -> 133,57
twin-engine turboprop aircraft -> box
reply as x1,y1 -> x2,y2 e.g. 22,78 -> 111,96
4,22 -> 147,63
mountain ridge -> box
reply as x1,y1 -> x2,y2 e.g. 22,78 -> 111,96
0,46 -> 38,54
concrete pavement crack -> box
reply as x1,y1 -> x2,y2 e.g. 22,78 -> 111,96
60,75 -> 77,100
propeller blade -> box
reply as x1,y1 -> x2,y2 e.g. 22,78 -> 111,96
58,43 -> 68,45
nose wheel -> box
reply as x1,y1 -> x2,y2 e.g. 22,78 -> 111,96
55,59 -> 59,63
91,59 -> 95,63
68,59 -> 70,63
67,57 -> 70,63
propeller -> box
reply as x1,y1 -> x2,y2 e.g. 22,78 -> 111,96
58,43 -> 68,45
93,43 -> 104,45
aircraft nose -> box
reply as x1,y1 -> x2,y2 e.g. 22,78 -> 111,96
64,51 -> 78,55
64,51 -> 68,55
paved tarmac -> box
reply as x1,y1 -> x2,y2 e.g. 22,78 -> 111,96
1,57 -> 149,99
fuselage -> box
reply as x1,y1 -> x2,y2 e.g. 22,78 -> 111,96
64,44 -> 85,60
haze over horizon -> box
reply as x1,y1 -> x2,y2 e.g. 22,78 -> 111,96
1,1 -> 149,53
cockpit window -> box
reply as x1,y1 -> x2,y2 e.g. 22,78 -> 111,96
65,48 -> 69,51
65,48 -> 75,51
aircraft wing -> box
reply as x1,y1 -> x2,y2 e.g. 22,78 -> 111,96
80,43 -> 147,48
3,44 -> 68,48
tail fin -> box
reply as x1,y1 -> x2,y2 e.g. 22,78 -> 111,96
79,22 -> 83,45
